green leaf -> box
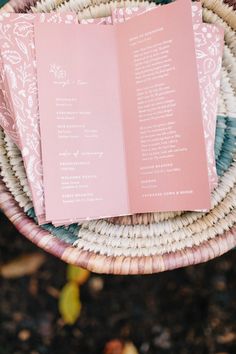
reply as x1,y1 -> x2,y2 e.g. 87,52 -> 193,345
67,265 -> 90,285
59,282 -> 81,325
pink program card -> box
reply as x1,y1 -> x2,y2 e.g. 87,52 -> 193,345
0,12 -> 109,226
0,13 -> 77,223
116,0 -> 211,213
35,22 -> 129,221
35,0 -> 211,221
116,3 -> 223,192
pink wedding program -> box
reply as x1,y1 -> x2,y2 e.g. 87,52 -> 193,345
0,0 -> 224,224
34,0 -> 213,221
114,3 -> 224,191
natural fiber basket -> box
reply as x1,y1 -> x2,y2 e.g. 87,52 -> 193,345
0,0 -> 235,274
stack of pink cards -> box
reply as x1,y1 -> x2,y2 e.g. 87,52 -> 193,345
0,0 -> 224,225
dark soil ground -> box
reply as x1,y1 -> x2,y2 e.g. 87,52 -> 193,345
1,211 -> 236,354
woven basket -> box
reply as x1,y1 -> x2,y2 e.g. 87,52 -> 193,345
0,0 -> 235,274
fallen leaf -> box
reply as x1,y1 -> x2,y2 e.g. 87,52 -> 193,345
122,342 -> 139,354
89,276 -> 104,293
0,253 -> 45,279
18,329 -> 31,341
104,339 -> 123,354
67,265 -> 90,285
46,286 -> 60,298
59,282 -> 81,325
217,332 -> 236,344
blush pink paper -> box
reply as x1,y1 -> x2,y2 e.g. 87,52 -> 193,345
194,23 -> 224,189
0,13 -> 77,223
191,1 -> 203,22
115,3 -> 223,192
0,89 -> 19,147
116,0 -> 211,212
0,14 -> 21,147
0,12 -> 114,225
35,0 -> 211,221
35,23 -> 129,221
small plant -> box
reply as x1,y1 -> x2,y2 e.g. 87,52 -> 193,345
59,265 -> 90,325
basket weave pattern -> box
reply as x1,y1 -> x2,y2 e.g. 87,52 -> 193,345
0,0 -> 235,274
